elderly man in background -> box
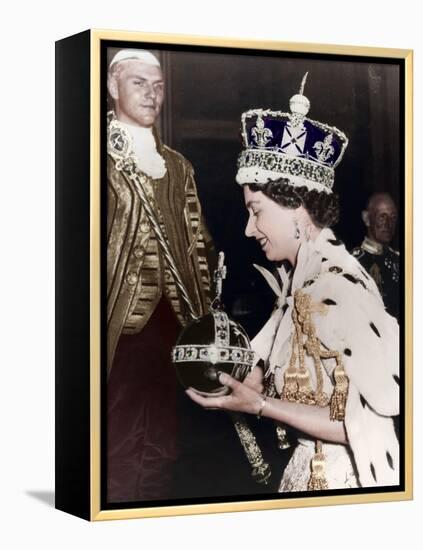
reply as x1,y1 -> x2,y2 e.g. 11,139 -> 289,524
106,49 -> 213,502
352,192 -> 400,319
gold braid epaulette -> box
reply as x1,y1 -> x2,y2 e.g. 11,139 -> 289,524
281,289 -> 350,490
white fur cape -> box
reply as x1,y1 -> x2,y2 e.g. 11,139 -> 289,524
252,228 -> 399,489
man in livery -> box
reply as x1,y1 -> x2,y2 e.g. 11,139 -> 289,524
352,192 -> 400,319
106,49 -> 213,502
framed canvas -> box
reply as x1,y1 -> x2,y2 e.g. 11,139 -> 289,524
55,29 -> 413,521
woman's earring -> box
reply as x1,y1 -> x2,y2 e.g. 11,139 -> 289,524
305,225 -> 312,242
294,219 -> 300,240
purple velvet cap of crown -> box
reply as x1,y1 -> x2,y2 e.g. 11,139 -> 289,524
244,115 -> 346,168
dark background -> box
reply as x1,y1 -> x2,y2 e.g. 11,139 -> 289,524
108,47 -> 402,336
104,44 -> 404,507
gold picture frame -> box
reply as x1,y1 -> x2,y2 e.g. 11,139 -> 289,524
55,29 -> 413,521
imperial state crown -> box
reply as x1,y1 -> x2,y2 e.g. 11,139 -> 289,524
236,73 -> 349,194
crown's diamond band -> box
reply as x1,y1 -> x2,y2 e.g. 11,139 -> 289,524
237,149 -> 335,191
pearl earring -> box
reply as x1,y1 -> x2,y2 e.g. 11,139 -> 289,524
294,219 -> 300,240
305,225 -> 312,242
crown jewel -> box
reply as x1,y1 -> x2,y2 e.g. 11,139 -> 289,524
289,72 -> 310,122
172,252 -> 253,396
236,73 -> 348,194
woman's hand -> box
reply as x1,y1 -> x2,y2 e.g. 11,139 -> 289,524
186,368 -> 348,444
243,365 -> 264,393
186,372 -> 263,415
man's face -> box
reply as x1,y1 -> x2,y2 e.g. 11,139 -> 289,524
109,60 -> 164,128
365,195 -> 397,245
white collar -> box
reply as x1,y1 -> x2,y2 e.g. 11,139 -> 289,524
120,122 -> 167,180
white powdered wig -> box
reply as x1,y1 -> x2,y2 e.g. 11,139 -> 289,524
109,49 -> 161,69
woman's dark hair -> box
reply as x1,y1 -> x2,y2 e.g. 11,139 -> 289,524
248,177 -> 339,228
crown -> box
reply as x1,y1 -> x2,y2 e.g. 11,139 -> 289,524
236,73 -> 348,194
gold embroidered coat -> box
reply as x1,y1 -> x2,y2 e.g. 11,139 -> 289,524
107,129 -> 212,375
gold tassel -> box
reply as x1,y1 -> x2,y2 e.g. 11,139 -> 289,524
330,360 -> 349,421
307,440 -> 329,491
282,345 -> 299,401
296,365 -> 314,403
281,371 -> 299,401
287,302 -> 315,403
278,290 -> 348,489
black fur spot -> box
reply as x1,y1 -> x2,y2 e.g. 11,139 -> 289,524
329,266 -> 342,274
393,374 -> 400,385
386,452 -> 394,470
370,322 -> 381,337
328,239 -> 342,246
357,279 -> 367,289
359,394 -> 368,408
304,279 -> 315,287
370,463 -> 377,483
323,298 -> 337,305
344,348 -> 352,356
322,257 -> 328,262
360,269 -> 370,280
343,273 -> 358,284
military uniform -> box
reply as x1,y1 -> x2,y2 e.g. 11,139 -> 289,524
352,237 -> 400,319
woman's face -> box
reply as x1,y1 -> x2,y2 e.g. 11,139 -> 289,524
243,185 -> 299,264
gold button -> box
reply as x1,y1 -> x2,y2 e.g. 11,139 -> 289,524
140,222 -> 150,233
126,272 -> 138,286
133,246 -> 145,259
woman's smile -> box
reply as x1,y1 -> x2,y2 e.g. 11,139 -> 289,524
258,236 -> 269,249
244,185 -> 300,264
